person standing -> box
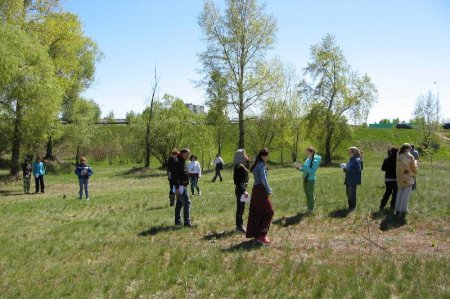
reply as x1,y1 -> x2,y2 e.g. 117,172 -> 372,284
173,148 -> 193,227
167,149 -> 179,206
75,156 -> 93,200
343,147 -> 362,210
295,146 -> 321,213
410,144 -> 419,190
22,156 -> 32,194
233,149 -> 250,233
396,143 -> 418,219
246,148 -> 274,245
187,155 -> 202,196
211,154 -> 224,182
32,155 -> 45,193
379,147 -> 398,212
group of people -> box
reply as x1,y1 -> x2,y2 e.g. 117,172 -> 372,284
165,142 -> 419,245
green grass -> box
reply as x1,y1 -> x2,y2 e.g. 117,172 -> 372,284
1,152 -> 449,298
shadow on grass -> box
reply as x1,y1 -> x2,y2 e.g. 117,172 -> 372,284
137,225 -> 183,236
273,212 -> 308,227
328,208 -> 353,218
379,214 -> 406,231
0,190 -> 24,196
145,206 -> 167,211
203,230 -> 236,241
222,240 -> 262,252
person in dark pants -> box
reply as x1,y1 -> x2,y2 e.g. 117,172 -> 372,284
233,149 -> 250,233
173,148 -> 193,227
75,156 -> 93,200
22,156 -> 32,194
380,147 -> 398,212
246,148 -> 274,245
343,147 -> 362,210
167,149 -> 179,206
211,154 -> 224,182
32,155 -> 45,193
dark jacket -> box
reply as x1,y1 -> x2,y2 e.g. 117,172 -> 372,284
381,155 -> 397,180
75,164 -> 93,179
345,156 -> 362,186
22,161 -> 32,177
167,156 -> 178,183
172,155 -> 189,188
233,161 -> 250,192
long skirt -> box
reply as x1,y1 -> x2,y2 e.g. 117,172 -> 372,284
246,184 -> 274,238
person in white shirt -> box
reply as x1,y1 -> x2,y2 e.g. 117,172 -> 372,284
187,155 -> 202,196
211,154 -> 224,182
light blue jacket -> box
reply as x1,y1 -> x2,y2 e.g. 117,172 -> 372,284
253,161 -> 272,195
299,154 -> 321,181
32,161 -> 45,176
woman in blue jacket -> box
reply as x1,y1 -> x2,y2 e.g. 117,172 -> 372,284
32,156 -> 45,193
295,146 -> 321,212
246,148 -> 274,245
343,147 -> 362,210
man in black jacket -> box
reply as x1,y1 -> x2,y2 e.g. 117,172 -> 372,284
173,148 -> 193,227
380,147 -> 398,211
233,149 -> 250,233
167,149 -> 179,206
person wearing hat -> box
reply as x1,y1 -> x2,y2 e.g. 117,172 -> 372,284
173,148 -> 193,227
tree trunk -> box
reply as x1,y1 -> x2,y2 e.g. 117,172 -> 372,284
10,101 -> 22,178
238,96 -> 245,148
217,128 -> 222,155
75,145 -> 81,165
292,126 -> 300,162
324,132 -> 332,165
45,136 -> 54,160
145,120 -> 150,168
281,146 -> 284,166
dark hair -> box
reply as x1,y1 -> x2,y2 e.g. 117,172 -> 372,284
389,147 -> 398,156
190,155 -> 197,161
180,148 -> 191,154
250,148 -> 269,172
399,143 -> 411,154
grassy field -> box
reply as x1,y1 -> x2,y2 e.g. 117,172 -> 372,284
0,151 -> 449,298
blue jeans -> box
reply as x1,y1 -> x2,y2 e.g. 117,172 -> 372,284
346,184 -> 357,210
79,179 -> 89,199
175,189 -> 191,225
189,174 -> 200,195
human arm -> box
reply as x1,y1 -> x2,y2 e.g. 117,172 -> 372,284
257,163 -> 272,195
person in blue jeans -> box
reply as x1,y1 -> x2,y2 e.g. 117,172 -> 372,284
32,156 -> 45,193
173,148 -> 193,227
75,156 -> 93,200
343,147 -> 362,210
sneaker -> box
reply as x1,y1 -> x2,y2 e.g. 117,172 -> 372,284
198,191 -> 201,196
236,226 -> 246,233
86,198 -> 89,201
184,223 -> 193,228
256,236 -> 271,245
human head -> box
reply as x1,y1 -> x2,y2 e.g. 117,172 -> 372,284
251,148 -> 270,171
79,156 -> 86,164
234,149 -> 246,165
306,146 -> 315,158
348,147 -> 361,158
216,154 -> 220,158
399,143 -> 412,154
411,144 -> 415,150
171,149 -> 179,158
190,155 -> 197,161
36,155 -> 42,162
180,148 -> 191,161
389,147 -> 398,156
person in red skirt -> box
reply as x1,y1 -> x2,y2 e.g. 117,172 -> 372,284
246,148 -> 274,245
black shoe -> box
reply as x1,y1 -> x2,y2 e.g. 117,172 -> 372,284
235,226 -> 246,233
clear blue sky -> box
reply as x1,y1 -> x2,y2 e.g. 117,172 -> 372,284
64,0 -> 450,123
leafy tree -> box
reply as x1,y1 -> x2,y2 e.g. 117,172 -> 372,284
0,23 -> 62,177
198,0 -> 278,148
414,91 -> 441,167
205,70 -> 229,155
301,34 -> 377,164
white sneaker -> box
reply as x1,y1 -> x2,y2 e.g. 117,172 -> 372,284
86,198 -> 90,201
198,191 -> 202,196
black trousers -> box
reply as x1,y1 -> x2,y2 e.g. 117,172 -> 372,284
235,186 -> 246,227
35,175 -> 44,193
212,169 -> 223,182
380,181 -> 397,210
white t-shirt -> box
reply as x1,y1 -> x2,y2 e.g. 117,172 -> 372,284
187,161 -> 202,177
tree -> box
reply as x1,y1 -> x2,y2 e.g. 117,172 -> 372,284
205,70 -> 229,155
144,67 -> 158,168
198,0 -> 277,148
0,23 -> 63,177
301,34 -> 377,164
414,91 -> 441,167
